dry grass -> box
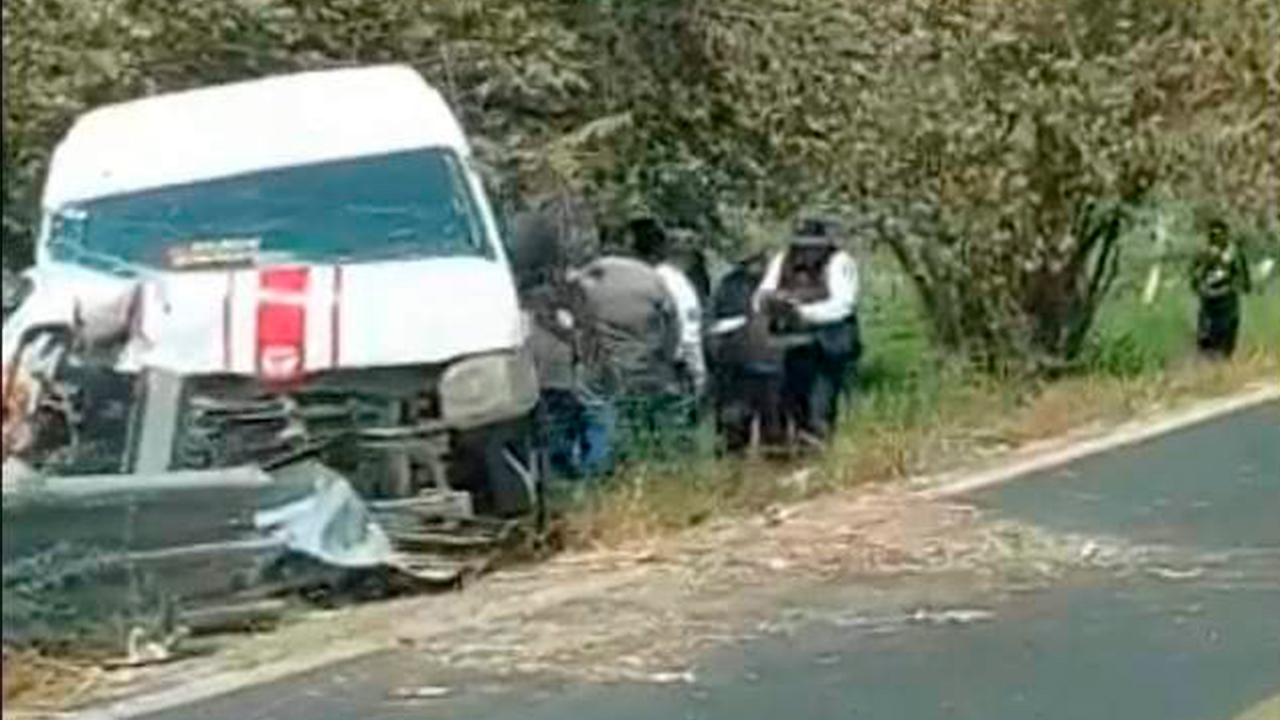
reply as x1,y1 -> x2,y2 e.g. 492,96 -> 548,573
2,646 -> 102,711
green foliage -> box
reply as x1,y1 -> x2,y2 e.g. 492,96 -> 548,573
3,0 -> 1275,366
832,0 -> 1276,369
0,0 -> 836,264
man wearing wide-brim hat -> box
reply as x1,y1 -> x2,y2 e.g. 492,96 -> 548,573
752,215 -> 862,447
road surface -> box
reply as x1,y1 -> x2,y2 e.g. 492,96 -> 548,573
140,402 -> 1280,720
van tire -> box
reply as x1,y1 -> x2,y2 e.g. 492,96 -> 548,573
453,418 -> 542,518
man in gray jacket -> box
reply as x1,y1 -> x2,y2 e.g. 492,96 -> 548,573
566,253 -> 683,464
515,211 -> 682,475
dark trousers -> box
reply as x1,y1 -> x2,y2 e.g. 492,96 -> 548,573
715,366 -> 785,454
1198,293 -> 1241,359
783,345 -> 850,443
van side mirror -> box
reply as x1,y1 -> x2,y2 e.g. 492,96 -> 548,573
2,270 -> 34,321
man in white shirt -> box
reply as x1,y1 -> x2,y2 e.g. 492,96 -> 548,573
656,262 -> 707,397
753,216 -> 861,445
630,218 -> 708,398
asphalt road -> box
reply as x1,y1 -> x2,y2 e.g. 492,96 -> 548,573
140,402 -> 1280,720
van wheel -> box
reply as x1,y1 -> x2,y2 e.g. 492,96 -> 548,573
453,419 -> 542,519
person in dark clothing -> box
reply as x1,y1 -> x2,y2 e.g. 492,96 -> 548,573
690,253 -> 713,308
512,212 -> 592,478
1190,218 -> 1252,359
707,253 -> 787,455
514,211 -> 657,479
754,217 -> 861,446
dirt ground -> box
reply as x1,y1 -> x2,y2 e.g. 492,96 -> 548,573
32,482 -> 1150,717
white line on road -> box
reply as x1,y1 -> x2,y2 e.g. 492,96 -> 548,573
922,383 -> 1280,500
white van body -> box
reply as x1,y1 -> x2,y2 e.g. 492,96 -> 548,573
3,65 -> 539,513
21,65 -> 523,376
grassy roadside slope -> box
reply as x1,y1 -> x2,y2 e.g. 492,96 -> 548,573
1234,697 -> 1280,720
562,258 -> 1278,548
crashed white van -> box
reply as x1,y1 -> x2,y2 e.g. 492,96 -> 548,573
3,65 -> 541,515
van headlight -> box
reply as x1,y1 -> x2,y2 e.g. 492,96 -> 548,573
439,351 -> 539,428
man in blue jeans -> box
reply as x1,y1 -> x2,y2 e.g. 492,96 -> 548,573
564,253 -> 682,470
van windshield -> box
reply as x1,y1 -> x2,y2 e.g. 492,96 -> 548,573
50,149 -> 492,271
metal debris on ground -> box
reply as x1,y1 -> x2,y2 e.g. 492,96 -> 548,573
369,491 -> 521,584
102,626 -> 190,670
2,456 -> 523,653
179,599 -> 290,637
1,308 -> 535,655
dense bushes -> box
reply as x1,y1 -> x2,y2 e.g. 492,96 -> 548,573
3,0 -> 1275,367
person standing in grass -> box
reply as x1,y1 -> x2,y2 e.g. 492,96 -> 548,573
514,211 -> 666,479
1190,217 -> 1252,359
754,216 -> 862,447
630,217 -> 708,401
513,211 -> 590,479
707,251 -> 787,455
564,249 -> 683,471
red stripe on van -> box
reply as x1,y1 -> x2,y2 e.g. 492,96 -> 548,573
257,267 -> 310,383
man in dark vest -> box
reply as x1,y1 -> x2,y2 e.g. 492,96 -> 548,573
753,216 -> 861,446
1190,217 -> 1252,359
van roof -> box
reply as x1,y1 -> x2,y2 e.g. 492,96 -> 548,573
44,65 -> 470,208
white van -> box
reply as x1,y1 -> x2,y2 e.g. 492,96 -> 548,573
3,65 -> 540,515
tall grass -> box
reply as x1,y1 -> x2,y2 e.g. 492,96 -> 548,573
1086,259 -> 1280,377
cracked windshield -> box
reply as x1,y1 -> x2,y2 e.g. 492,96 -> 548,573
50,149 -> 490,272
2,1 -> 1277,719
